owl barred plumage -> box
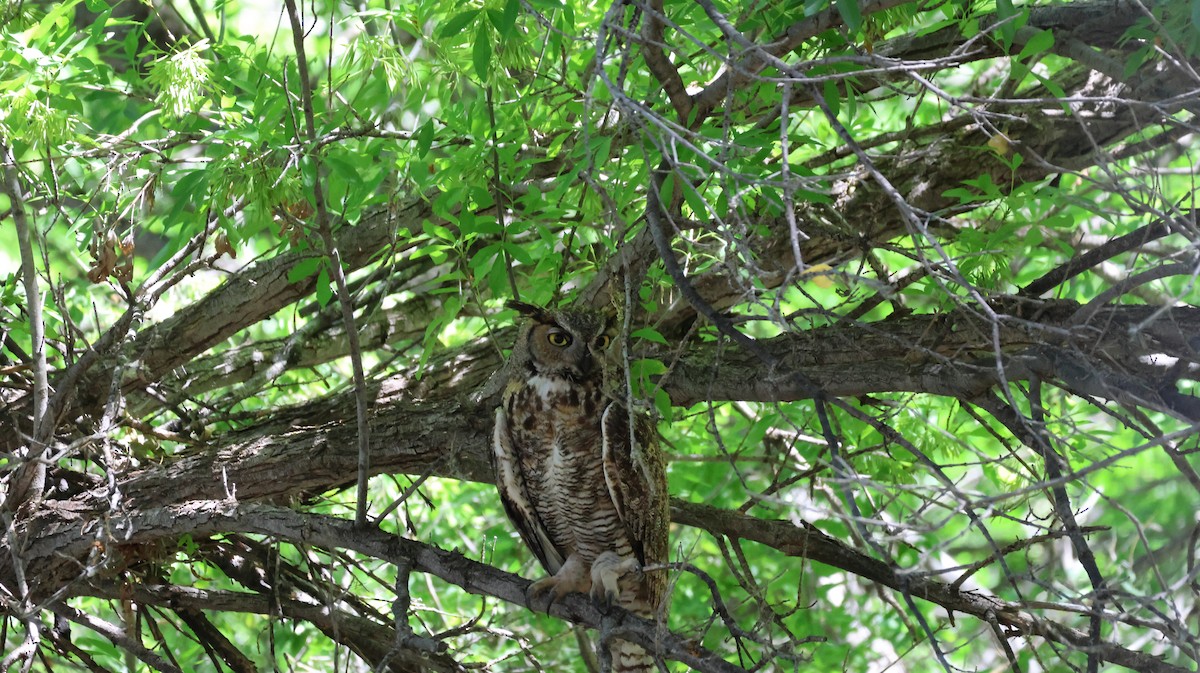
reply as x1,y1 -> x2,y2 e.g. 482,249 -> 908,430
491,301 -> 669,672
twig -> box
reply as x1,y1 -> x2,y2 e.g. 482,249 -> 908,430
282,0 -> 373,526
2,145 -> 48,511
638,0 -> 692,122
379,556 -> 446,670
1069,262 -> 1198,326
1028,378 -> 1108,673
1021,213 -> 1191,297
50,603 -> 183,673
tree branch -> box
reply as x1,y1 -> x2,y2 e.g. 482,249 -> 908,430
31,502 -> 748,673
73,582 -> 462,673
283,0 -> 373,525
2,145 -> 48,511
48,603 -> 183,673
35,303 -> 1195,521
671,501 -> 1190,673
1021,212 -> 1192,297
637,0 -> 693,123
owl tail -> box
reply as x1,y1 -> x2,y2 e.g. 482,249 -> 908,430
608,638 -> 656,673
604,594 -> 659,673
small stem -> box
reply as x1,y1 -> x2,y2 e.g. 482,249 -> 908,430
3,145 -> 48,509
282,0 -> 373,525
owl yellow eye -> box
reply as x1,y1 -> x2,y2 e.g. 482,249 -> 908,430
547,331 -> 572,347
595,335 -> 611,349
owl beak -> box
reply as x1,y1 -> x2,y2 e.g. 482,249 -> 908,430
573,348 -> 600,378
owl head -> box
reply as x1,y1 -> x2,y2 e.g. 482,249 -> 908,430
508,300 -> 615,379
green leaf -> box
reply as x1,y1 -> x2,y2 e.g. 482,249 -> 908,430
993,0 -> 1028,50
500,0 -> 522,37
653,388 -> 672,421
681,183 -> 709,219
87,7 -> 114,43
588,135 -> 613,164
795,189 -> 832,205
502,241 -> 534,265
488,256 -> 511,295
488,0 -> 520,38
943,186 -> 980,205
822,79 -> 840,119
1017,29 -> 1054,60
631,327 -> 668,345
469,242 -> 502,270
835,0 -> 861,34
632,358 -> 667,378
658,174 -> 676,206
472,23 -> 492,81
437,9 -> 480,38
171,170 -> 210,207
30,1 -> 75,40
1032,71 -> 1071,113
423,220 -> 455,242
315,266 -> 333,307
287,257 -> 321,284
325,153 -> 362,184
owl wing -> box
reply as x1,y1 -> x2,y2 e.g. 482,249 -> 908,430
492,406 -> 565,574
600,402 -> 669,576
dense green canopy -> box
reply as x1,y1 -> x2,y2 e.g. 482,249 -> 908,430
1,0 -> 1198,671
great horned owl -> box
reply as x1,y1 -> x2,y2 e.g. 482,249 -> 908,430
492,300 -> 669,672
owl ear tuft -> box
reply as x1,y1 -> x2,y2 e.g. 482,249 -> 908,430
601,312 -> 617,334
507,300 -> 550,322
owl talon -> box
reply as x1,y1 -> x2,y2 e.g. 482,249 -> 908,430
589,581 -> 619,610
525,575 -> 556,611
589,551 -> 639,610
527,554 -> 591,613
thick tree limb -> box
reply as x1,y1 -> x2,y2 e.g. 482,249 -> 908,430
173,607 -> 256,673
35,301 -> 1194,526
27,502 -> 745,673
20,495 -> 1190,673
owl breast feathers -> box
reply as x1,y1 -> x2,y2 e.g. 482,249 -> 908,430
491,301 -> 669,672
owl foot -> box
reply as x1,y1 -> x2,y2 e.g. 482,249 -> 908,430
527,553 -> 591,613
589,551 -> 641,609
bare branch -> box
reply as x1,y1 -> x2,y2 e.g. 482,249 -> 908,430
1022,211 -> 1194,297
32,502 -> 749,673
2,145 -> 48,511
48,603 -> 183,673
637,0 -> 693,123
671,501 -> 1191,673
73,582 -> 464,673
282,0 -> 373,526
